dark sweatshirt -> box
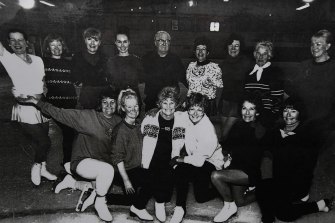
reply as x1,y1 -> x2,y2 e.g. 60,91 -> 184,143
110,120 -> 142,170
37,101 -> 121,165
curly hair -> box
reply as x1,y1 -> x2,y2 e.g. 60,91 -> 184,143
194,36 -> 211,52
42,33 -> 68,57
254,40 -> 274,59
157,86 -> 180,108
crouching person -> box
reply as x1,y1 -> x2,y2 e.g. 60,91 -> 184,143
106,89 -> 145,205
130,86 -> 186,222
170,93 -> 224,223
20,88 -> 121,222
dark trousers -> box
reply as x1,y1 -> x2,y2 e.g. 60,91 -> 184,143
133,165 -> 174,209
106,167 -> 144,206
256,179 -> 319,223
55,120 -> 75,164
20,122 -> 50,163
175,161 -> 216,210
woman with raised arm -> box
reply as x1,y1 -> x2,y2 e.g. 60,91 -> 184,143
0,29 -> 57,186
20,88 -> 121,222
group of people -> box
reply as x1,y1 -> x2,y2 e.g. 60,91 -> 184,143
0,25 -> 334,223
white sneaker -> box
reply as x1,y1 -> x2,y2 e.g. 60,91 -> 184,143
41,162 -> 57,181
155,202 -> 166,222
213,202 -> 237,223
54,174 -> 76,194
170,206 -> 185,223
130,205 -> 154,221
95,196 -> 113,222
31,163 -> 41,186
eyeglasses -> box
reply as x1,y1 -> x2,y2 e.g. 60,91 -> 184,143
156,39 -> 171,44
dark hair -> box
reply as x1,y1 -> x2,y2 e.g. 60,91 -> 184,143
116,26 -> 130,40
185,93 -> 208,111
96,87 -> 118,111
225,33 -> 245,50
157,86 -> 180,107
42,33 -> 68,57
312,29 -> 333,45
282,96 -> 307,122
240,93 -> 263,116
7,28 -> 28,41
193,36 -> 211,52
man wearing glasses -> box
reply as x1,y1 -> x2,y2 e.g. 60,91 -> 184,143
141,31 -> 187,111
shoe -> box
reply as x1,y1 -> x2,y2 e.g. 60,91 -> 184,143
31,163 -> 41,186
41,162 -> 57,181
80,187 -> 96,212
213,202 -> 237,223
54,174 -> 76,194
170,206 -> 185,223
130,205 -> 154,221
155,202 -> 166,222
324,197 -> 335,212
94,196 -> 113,222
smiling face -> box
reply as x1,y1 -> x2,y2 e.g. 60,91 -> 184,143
241,101 -> 258,123
195,45 -> 208,62
228,40 -> 240,58
49,40 -> 63,59
122,97 -> 139,121
115,34 -> 130,56
283,107 -> 299,125
159,98 -> 176,120
188,105 -> 205,124
254,46 -> 270,67
85,36 -> 101,54
101,97 -> 116,118
9,32 -> 28,55
311,36 -> 330,62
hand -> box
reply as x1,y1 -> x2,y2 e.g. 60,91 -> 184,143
124,180 -> 135,194
15,94 -> 40,104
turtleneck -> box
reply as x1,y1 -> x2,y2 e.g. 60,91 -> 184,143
197,59 -> 210,66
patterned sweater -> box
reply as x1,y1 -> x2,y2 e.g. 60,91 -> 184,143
43,57 -> 77,109
186,61 -> 223,100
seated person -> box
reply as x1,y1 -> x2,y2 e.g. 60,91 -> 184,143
21,88 -> 121,222
256,97 -> 332,223
106,89 -> 144,205
169,93 -> 224,223
211,94 -> 267,222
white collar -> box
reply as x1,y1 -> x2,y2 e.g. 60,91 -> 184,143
249,62 -> 271,81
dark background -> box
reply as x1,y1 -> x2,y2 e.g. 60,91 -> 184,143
1,0 -> 335,62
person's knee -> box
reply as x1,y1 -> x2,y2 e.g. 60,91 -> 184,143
100,163 -> 114,178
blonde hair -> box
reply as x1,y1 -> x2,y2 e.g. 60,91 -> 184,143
117,89 -> 138,115
254,40 -> 273,59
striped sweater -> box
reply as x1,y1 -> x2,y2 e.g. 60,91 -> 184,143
244,65 -> 284,114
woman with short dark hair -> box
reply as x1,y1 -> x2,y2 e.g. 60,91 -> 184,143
186,36 -> 223,116
256,97 -> 333,223
211,94 -> 266,222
